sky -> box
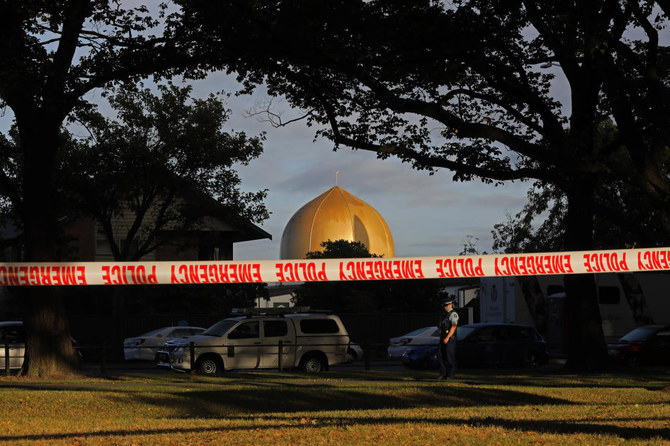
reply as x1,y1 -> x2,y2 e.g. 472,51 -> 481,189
187,72 -> 533,261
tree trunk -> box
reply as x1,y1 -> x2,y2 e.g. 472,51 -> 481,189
17,116 -> 77,377
563,176 -> 608,371
17,288 -> 78,376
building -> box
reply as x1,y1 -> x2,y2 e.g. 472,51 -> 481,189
1,202 -> 271,263
280,185 -> 394,259
62,213 -> 271,262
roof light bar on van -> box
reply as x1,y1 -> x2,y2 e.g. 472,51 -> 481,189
232,307 -> 315,317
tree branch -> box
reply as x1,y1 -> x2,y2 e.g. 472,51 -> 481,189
44,0 -> 91,115
354,73 -> 554,165
244,99 -> 313,128
322,100 -> 545,182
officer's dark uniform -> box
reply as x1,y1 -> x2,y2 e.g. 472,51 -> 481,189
438,297 -> 459,379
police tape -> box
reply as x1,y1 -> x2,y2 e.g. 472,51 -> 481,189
0,247 -> 667,286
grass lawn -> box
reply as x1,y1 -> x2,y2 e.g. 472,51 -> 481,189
0,367 -> 668,445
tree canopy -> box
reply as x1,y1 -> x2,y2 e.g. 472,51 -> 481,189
492,120 -> 670,253
176,0 -> 670,238
174,0 -> 670,369
305,239 -> 380,260
62,82 -> 268,261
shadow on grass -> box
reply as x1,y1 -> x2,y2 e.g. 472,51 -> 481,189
128,383 -> 572,416
1,370 -> 669,443
0,412 -> 668,443
1,366 -> 669,394
405,367 -> 670,390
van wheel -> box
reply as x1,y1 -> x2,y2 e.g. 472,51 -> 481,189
196,356 -> 222,376
300,354 -> 326,373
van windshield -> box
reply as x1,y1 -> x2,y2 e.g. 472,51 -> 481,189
202,320 -> 239,337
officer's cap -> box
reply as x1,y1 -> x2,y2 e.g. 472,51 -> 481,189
441,297 -> 456,307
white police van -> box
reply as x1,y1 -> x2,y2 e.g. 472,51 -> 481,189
158,310 -> 350,375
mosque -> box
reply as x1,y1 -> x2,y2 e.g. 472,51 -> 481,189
261,182 -> 394,307
279,184 -> 394,259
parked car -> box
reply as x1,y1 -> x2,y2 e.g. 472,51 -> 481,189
163,313 -> 350,375
607,324 -> 670,367
387,326 -> 439,359
156,338 -> 187,369
400,323 -> 548,369
345,342 -> 364,363
0,321 -> 82,371
123,325 -> 205,361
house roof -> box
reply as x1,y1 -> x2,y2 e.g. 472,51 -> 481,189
176,180 -> 271,243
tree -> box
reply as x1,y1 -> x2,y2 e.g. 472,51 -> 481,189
492,120 -> 670,253
294,240 -> 379,312
491,183 -> 567,254
305,239 -> 379,260
64,82 -> 268,261
60,82 -> 269,343
175,0 -> 670,369
492,179 -> 669,255
0,1 -> 225,376
460,235 -> 483,256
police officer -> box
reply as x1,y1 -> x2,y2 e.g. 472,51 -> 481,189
438,296 -> 459,379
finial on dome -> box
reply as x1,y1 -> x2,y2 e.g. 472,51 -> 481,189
335,170 -> 340,186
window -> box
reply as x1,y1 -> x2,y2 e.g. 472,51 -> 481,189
299,319 -> 339,334
470,326 -> 498,342
405,327 -> 433,337
264,320 -> 288,338
95,238 -> 113,256
139,328 -> 164,337
203,320 -> 238,337
620,326 -> 657,342
228,321 -> 260,339
169,329 -> 191,338
504,326 -> 530,340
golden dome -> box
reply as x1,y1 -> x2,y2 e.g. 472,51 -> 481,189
280,186 -> 395,259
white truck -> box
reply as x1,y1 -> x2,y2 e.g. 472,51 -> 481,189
158,312 -> 350,375
479,272 -> 670,355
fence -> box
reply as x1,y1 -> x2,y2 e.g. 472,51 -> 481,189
2,338 -> 440,375
3,342 -> 17,374
2,312 -> 467,374
65,312 -> 444,361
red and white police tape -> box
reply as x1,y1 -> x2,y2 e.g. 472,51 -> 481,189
0,248 -> 670,286
0,247 -> 668,286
